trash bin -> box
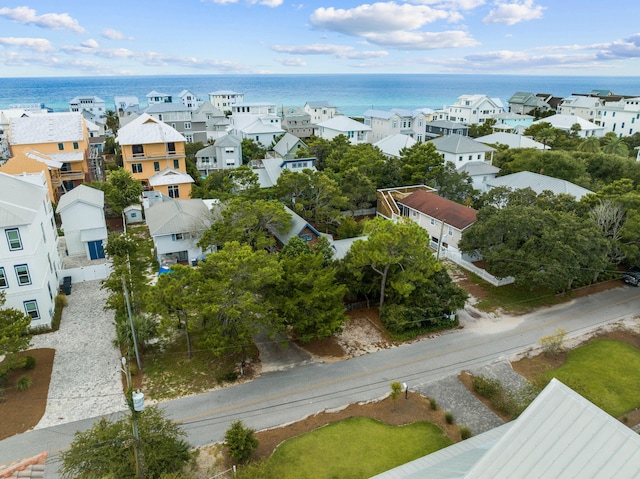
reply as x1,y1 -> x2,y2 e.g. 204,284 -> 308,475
62,276 -> 72,295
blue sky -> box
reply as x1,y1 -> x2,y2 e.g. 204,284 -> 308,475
0,0 -> 638,77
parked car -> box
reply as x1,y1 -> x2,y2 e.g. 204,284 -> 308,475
622,267 -> 640,286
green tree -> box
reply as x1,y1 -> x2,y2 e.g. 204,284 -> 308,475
431,162 -> 475,204
602,133 -> 630,157
103,168 -> 144,215
199,197 -> 291,252
399,141 -> 443,186
467,118 -> 496,138
277,239 -> 347,341
0,292 -> 32,375
60,406 -> 191,479
578,136 -> 601,153
241,138 -> 267,164
340,167 -> 377,213
346,217 -> 440,309
224,420 -> 259,464
105,109 -> 120,135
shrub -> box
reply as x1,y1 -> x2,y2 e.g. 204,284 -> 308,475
540,328 -> 567,357
472,375 -> 502,400
16,375 -> 32,391
390,382 -> 402,401
51,294 -> 68,331
224,420 -> 258,464
23,355 -> 37,370
429,397 -> 438,410
445,412 -> 454,424
459,426 -> 473,440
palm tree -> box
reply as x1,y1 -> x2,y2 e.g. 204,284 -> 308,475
105,109 -> 120,136
602,133 -> 629,157
578,136 -> 601,153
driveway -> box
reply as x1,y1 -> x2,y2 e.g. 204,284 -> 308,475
31,280 -> 126,428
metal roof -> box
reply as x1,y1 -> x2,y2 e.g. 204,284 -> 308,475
9,112 -> 85,145
430,135 -> 496,154
0,172 -> 46,227
115,113 -> 186,145
145,198 -> 210,236
475,132 -> 547,150
486,171 -> 593,200
57,184 -> 104,212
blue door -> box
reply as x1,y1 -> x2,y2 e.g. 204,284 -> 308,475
88,240 -> 105,260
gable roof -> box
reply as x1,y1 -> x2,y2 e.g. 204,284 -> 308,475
148,167 -> 195,187
56,184 -> 104,212
429,135 -> 496,154
145,198 -> 210,236
533,114 -> 604,132
475,132 -> 547,150
272,205 -> 321,245
317,116 -> 371,132
273,133 -> 306,157
457,161 -> 500,176
425,119 -> 468,130
0,172 -> 46,227
9,112 -> 85,145
116,113 -> 185,145
398,190 -> 477,230
487,171 -> 593,200
374,134 -> 417,158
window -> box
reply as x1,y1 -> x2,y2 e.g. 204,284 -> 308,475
58,143 -> 64,150
168,185 -> 179,198
448,227 -> 453,235
392,120 -> 398,128
185,135 -> 193,143
154,161 -> 160,172
184,122 -> 191,129
430,218 -> 435,225
73,142 -> 79,150
167,142 -> 176,154
15,264 -> 31,286
173,159 -> 180,169
24,300 -> 40,320
172,233 -> 185,241
132,144 -> 144,156
0,267 -> 7,288
6,228 -> 22,250
132,163 -> 143,173
300,233 -> 313,242
458,156 -> 463,162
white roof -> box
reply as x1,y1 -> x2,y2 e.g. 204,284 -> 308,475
273,133 -> 305,157
457,161 -> 500,175
0,171 -> 47,227
115,113 -> 185,145
533,114 -> 604,132
24,150 -> 64,169
9,112 -> 85,145
487,171 -> 593,199
148,168 -> 194,187
475,132 -> 548,150
57,184 -> 104,212
374,134 -> 417,158
430,135 -> 496,154
317,116 -> 371,132
209,90 -> 242,95
145,198 -> 210,236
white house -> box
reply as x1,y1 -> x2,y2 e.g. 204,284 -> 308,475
316,116 -> 371,145
252,157 -> 316,188
0,171 -> 61,328
558,95 -> 602,122
195,134 -> 243,176
56,185 -> 108,260
304,101 -> 339,124
363,109 -> 429,142
69,96 -> 106,120
533,114 -> 605,138
113,96 -> 141,117
177,90 -> 202,110
429,134 -> 496,168
146,90 -> 173,106
124,204 -> 143,224
145,198 -> 213,266
228,102 -> 284,146
458,161 -> 501,193
272,132 -> 307,160
437,94 -> 504,125
596,96 -> 640,137
374,134 -> 417,159
486,171 -> 594,200
208,90 -> 244,113
475,132 -> 548,150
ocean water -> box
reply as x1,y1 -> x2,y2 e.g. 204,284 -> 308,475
0,74 -> 639,118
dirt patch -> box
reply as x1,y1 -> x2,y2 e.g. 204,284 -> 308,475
0,348 -> 54,440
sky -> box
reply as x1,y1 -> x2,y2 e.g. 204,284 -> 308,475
0,0 -> 639,77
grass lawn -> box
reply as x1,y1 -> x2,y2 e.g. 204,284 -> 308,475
259,417 -> 453,479
539,338 -> 640,417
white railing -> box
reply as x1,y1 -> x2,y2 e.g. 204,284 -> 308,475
432,244 -> 514,287
60,263 -> 112,283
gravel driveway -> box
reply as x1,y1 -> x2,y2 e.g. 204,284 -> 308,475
31,280 -> 126,428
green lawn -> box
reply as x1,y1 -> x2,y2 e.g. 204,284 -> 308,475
540,338 -> 640,417
259,417 -> 453,479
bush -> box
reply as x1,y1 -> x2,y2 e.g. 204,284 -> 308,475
459,426 -> 473,440
445,412 -> 454,424
16,375 -> 32,391
429,397 -> 438,410
540,328 -> 567,357
23,355 -> 37,370
472,375 -> 502,400
225,420 -> 258,464
51,294 -> 68,331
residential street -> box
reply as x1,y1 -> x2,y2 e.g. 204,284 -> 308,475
1,284 -> 639,477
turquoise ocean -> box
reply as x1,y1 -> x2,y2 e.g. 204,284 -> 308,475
0,74 -> 639,118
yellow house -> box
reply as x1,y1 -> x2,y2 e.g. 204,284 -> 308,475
1,112 -> 91,202
116,114 -> 193,198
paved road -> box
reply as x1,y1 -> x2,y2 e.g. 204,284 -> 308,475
2,285 -> 639,476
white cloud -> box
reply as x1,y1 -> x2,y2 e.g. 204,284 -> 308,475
101,28 -> 134,41
0,6 -> 86,33
364,30 -> 478,49
407,0 -> 485,8
271,43 -> 388,59
250,0 -> 284,6
81,39 -> 99,49
274,57 -> 307,66
311,3 -> 455,36
483,0 -> 544,25
0,37 -> 53,52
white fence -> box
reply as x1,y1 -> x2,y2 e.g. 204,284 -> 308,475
432,243 -> 515,287
60,263 -> 112,284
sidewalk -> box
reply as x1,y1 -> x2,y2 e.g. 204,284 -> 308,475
31,280 -> 126,429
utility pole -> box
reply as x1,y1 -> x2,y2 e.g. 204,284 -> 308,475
436,220 -> 447,261
122,276 -> 142,371
121,357 -> 145,479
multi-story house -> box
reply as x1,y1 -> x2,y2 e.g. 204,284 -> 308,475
0,171 -> 61,329
195,134 -> 242,176
492,112 -> 533,133
208,90 -> 244,113
596,96 -> 640,137
363,109 -> 429,142
304,101 -> 339,124
146,90 -> 173,106
114,96 -> 142,117
424,119 -> 468,139
429,135 -> 496,168
436,94 -> 504,125
532,114 -> 604,138
69,96 -> 106,120
281,107 -> 314,139
272,132 -> 307,160
1,112 -> 91,202
229,102 -> 284,146
1,107 -> 48,162
145,101 -> 228,144
557,95 -> 603,122
507,92 -> 559,115
316,116 -> 371,145
177,90 -> 202,110
116,113 -> 193,199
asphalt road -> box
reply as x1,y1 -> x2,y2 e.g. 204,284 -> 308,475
2,284 -> 639,476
